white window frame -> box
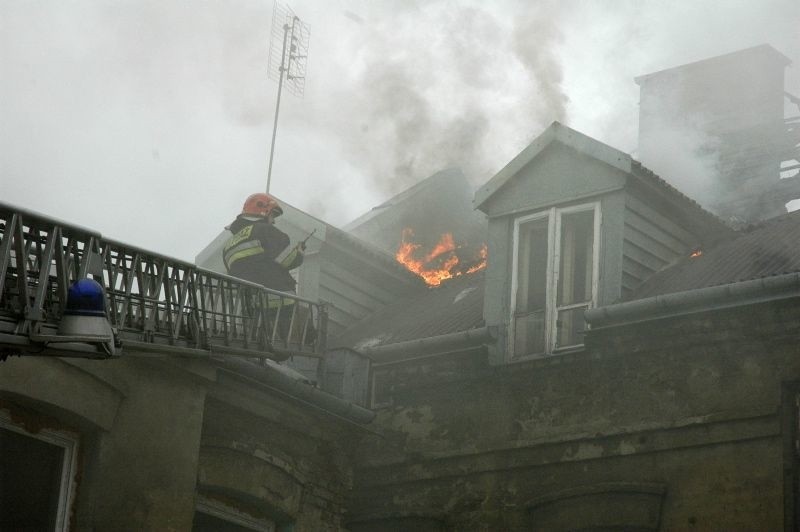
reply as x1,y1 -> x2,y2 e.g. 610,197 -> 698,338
510,201 -> 601,359
0,409 -> 79,532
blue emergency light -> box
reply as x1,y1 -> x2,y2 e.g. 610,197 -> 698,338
51,278 -> 118,358
64,278 -> 107,317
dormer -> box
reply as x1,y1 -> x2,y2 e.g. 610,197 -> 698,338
474,122 -> 730,364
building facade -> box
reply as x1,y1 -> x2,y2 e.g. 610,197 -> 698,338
340,123 -> 800,531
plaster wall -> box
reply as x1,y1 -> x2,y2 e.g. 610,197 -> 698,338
198,394 -> 359,531
350,299 -> 800,530
0,354 -> 362,531
0,357 -> 207,531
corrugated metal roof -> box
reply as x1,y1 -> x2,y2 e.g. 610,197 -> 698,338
630,210 -> 800,299
330,271 -> 485,351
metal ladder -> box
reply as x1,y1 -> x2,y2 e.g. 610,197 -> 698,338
0,202 -> 327,361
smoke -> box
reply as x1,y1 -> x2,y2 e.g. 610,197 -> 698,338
280,0 -> 799,226
511,4 -> 569,124
218,5 -> 274,127
638,118 -> 723,210
634,31 -> 800,222
305,2 -> 569,198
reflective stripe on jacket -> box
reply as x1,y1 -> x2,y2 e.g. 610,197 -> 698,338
223,225 -> 263,269
222,215 -> 298,292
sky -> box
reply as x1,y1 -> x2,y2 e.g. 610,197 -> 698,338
2,0 -> 799,262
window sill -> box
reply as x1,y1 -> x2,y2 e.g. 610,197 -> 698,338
500,346 -> 590,370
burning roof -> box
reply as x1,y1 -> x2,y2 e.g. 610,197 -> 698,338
395,228 -> 487,287
343,168 -> 489,287
345,167 -> 488,257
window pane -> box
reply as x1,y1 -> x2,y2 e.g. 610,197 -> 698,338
517,218 -> 549,312
558,210 -> 594,306
514,310 -> 546,356
556,306 -> 588,348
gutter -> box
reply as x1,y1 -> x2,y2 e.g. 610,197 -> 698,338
362,326 -> 496,365
585,272 -> 800,329
217,357 -> 375,425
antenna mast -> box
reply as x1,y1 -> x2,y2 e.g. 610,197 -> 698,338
266,1 -> 310,193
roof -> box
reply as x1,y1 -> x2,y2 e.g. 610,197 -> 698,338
331,271 -> 485,351
324,224 -> 426,283
343,167 -> 487,259
473,123 -> 729,236
344,168 -> 467,231
630,209 -> 800,299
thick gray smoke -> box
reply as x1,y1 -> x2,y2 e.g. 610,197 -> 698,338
638,120 -> 723,211
511,5 -> 569,125
302,2 -> 571,198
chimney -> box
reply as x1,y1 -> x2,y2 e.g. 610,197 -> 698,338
636,44 -> 797,223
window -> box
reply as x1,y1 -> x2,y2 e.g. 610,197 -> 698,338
0,410 -> 79,532
511,202 -> 600,358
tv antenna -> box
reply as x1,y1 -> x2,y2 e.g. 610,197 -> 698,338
266,1 -> 310,193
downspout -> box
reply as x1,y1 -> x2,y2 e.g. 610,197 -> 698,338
585,272 -> 800,329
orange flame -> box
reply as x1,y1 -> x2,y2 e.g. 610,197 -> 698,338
466,244 -> 488,274
395,229 -> 487,287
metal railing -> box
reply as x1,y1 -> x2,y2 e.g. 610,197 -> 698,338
0,202 -> 326,361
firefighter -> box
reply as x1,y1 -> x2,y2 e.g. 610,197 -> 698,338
223,193 -> 304,292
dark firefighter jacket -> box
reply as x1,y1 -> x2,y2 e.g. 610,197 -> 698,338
223,215 -> 303,292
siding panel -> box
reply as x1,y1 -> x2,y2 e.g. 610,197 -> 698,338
623,196 -> 697,291
623,240 -> 669,273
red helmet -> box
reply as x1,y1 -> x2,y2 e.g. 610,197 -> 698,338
242,193 -> 283,218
